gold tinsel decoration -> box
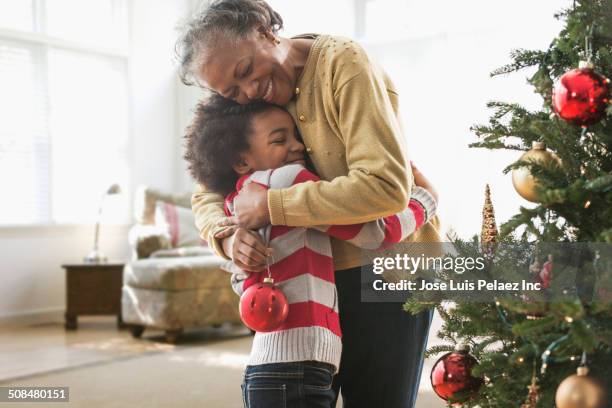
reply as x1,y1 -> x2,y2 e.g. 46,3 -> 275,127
521,371 -> 540,408
481,184 -> 499,258
481,184 -> 499,243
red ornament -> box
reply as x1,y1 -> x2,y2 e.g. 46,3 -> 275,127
239,277 -> 289,332
552,61 -> 610,127
431,343 -> 484,402
538,255 -> 553,289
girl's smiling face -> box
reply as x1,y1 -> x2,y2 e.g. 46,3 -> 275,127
233,107 -> 306,175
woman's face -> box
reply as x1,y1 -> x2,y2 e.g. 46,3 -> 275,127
197,29 -> 297,106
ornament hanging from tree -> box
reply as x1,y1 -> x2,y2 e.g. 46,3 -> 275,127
481,184 -> 499,259
555,365 -> 607,408
239,276 -> 289,332
511,141 -> 562,202
552,61 -> 610,127
430,343 -> 484,403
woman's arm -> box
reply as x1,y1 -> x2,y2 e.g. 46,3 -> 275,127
234,46 -> 416,229
191,184 -> 231,259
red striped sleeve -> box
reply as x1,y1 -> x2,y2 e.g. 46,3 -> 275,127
224,191 -> 237,216
382,214 -> 403,245
293,168 -> 320,184
408,199 -> 426,229
325,224 -> 363,241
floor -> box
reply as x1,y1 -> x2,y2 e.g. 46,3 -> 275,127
0,317 -> 446,408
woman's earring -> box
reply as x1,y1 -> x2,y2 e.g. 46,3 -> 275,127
273,37 -> 281,45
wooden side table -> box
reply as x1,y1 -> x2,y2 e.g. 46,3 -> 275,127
62,262 -> 125,330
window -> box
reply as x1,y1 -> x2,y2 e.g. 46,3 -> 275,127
0,0 -> 129,225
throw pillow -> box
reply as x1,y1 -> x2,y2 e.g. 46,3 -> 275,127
155,202 -> 206,248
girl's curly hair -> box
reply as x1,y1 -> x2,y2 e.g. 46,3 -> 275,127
184,94 -> 278,196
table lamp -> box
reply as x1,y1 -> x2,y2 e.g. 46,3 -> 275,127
84,183 -> 121,263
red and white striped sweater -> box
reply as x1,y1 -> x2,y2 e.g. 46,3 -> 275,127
222,164 -> 436,373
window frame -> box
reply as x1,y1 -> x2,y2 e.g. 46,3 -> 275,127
0,0 -> 132,229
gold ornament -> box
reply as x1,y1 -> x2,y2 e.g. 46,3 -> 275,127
511,141 -> 561,202
555,366 -> 607,408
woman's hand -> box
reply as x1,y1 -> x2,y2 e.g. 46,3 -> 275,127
214,216 -> 239,240
411,161 -> 439,203
219,227 -> 271,272
233,182 -> 271,229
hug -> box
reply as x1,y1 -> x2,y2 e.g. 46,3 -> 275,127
178,0 -> 442,406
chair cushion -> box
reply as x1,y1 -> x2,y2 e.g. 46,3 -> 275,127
150,246 -> 212,258
121,285 -> 241,329
124,254 -> 231,291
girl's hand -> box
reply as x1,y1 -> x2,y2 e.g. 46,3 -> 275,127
221,227 -> 272,272
233,182 -> 271,229
411,161 -> 439,203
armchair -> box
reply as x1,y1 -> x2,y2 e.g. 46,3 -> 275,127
121,186 -> 243,343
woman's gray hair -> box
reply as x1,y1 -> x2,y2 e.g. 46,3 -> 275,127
176,0 -> 284,86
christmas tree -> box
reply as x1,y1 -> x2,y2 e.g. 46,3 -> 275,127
405,1 -> 611,406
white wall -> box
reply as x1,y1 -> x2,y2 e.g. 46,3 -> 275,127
175,77 -> 208,192
0,225 -> 131,323
0,0 -> 193,323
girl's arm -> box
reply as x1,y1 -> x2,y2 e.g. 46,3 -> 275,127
314,187 -> 436,249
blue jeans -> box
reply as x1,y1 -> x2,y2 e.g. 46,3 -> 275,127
241,361 -> 336,408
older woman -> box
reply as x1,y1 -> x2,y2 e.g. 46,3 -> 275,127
177,1 -> 442,407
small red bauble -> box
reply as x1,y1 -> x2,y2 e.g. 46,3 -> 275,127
552,62 -> 610,127
430,343 -> 484,402
239,277 -> 289,332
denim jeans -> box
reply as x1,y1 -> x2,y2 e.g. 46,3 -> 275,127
331,265 -> 434,408
241,361 -> 336,408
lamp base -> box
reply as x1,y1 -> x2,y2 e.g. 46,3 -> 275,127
84,249 -> 107,264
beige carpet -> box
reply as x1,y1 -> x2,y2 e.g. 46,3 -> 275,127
0,317 -> 445,408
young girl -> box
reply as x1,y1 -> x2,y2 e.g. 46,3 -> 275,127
184,94 -> 437,408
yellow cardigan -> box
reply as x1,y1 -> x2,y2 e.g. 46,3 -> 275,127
192,34 -> 442,270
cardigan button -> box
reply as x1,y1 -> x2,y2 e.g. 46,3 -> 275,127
299,115 -> 306,122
